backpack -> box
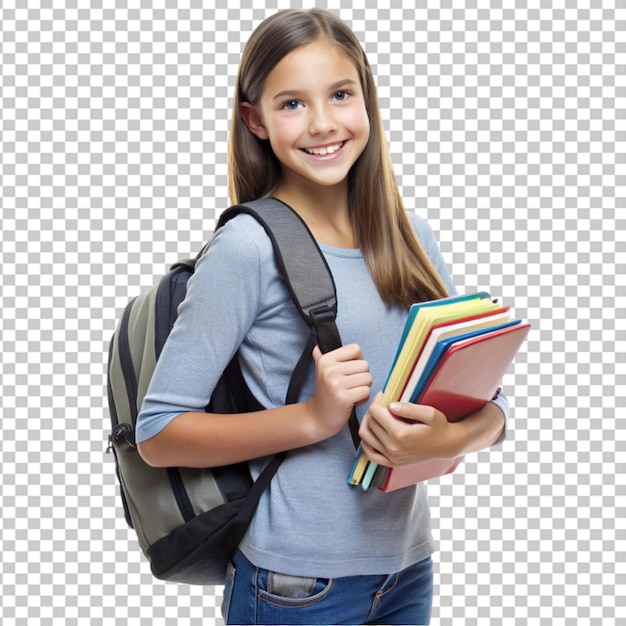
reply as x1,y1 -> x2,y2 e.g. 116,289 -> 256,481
106,198 -> 359,585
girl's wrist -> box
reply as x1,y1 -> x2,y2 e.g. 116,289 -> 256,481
301,399 -> 332,445
446,421 -> 467,459
448,402 -> 506,458
301,398 -> 351,445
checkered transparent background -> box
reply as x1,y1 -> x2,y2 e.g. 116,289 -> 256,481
1,1 -> 623,624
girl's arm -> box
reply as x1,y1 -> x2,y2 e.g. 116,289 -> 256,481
137,217 -> 373,469
139,344 -> 372,468
358,392 -> 505,468
139,403 -> 320,469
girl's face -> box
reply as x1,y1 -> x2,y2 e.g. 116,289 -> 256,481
241,39 -> 370,195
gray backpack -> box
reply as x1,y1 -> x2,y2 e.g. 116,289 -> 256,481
107,198 -> 359,585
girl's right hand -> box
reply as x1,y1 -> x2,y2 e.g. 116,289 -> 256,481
306,344 -> 372,440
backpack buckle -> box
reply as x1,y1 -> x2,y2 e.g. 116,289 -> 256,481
309,305 -> 341,355
309,305 -> 335,327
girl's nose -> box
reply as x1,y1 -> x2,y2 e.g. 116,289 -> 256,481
309,106 -> 337,135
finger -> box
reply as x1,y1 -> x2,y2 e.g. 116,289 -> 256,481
314,348 -> 370,379
331,360 -> 371,380
359,407 -> 391,454
342,373 -> 372,395
369,391 -> 384,409
388,402 -> 432,424
347,388 -> 373,409
312,345 -> 323,363
362,412 -> 392,451
317,343 -> 364,362
337,343 -> 364,360
360,438 -> 393,468
363,400 -> 395,436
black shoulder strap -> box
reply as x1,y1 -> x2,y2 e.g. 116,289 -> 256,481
218,198 -> 337,333
217,198 -> 360,449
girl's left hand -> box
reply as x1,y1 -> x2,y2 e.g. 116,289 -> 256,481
359,392 -> 462,467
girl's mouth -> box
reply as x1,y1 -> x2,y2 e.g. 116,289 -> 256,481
302,141 -> 345,156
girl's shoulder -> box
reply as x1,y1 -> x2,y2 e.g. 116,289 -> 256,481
206,212 -> 276,260
192,213 -> 279,292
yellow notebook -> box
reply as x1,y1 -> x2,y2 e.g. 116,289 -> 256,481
382,295 -> 500,404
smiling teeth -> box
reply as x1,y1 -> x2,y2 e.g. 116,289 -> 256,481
304,142 -> 343,155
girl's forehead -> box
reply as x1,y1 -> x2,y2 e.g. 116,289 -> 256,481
262,40 -> 361,96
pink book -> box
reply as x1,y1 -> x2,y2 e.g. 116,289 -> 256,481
380,322 -> 530,492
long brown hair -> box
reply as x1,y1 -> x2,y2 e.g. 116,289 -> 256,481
228,8 -> 449,309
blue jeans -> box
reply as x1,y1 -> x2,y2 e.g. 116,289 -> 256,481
222,549 -> 433,625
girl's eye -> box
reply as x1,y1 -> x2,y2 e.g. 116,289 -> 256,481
332,90 -> 350,102
283,100 -> 302,110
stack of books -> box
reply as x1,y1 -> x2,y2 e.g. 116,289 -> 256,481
348,292 -> 530,492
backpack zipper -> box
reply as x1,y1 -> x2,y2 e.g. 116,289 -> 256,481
167,468 -> 195,522
118,298 -> 139,422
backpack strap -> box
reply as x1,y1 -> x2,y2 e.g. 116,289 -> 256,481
218,198 -> 338,332
217,198 -> 360,449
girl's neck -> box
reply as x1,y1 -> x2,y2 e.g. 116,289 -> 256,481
272,180 -> 356,249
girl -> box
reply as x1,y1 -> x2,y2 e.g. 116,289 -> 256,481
136,8 -> 508,625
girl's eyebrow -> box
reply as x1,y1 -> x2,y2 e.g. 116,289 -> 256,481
272,79 -> 358,102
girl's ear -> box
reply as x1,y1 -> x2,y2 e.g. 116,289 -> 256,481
240,103 -> 269,140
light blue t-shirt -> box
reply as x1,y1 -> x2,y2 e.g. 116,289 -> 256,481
136,211 -> 508,578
